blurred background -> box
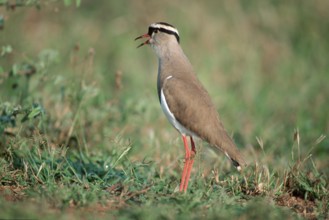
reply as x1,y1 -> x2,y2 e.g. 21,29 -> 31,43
1,0 -> 328,175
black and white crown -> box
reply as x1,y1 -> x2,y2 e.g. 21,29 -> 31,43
148,22 -> 180,43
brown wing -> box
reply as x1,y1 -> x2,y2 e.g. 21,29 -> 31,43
163,76 -> 246,168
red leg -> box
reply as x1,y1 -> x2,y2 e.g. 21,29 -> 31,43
179,135 -> 190,192
183,137 -> 197,192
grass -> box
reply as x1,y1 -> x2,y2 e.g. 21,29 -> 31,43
0,0 -> 329,219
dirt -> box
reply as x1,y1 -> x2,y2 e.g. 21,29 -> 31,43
276,193 -> 318,220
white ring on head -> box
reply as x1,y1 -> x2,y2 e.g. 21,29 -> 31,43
150,23 -> 179,37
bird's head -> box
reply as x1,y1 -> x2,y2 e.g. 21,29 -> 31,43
135,22 -> 180,56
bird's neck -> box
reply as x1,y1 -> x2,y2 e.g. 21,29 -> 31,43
161,44 -> 195,75
156,43 -> 195,102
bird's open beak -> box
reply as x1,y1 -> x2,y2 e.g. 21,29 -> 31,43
135,33 -> 150,48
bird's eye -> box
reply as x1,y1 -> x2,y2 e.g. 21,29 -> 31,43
154,29 -> 158,33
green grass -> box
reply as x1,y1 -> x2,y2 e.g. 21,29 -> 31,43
1,0 -> 329,219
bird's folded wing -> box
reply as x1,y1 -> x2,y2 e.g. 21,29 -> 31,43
162,77 -> 246,167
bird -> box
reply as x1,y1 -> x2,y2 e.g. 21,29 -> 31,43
135,22 -> 246,192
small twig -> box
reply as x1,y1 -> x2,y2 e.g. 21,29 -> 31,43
124,185 -> 152,201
